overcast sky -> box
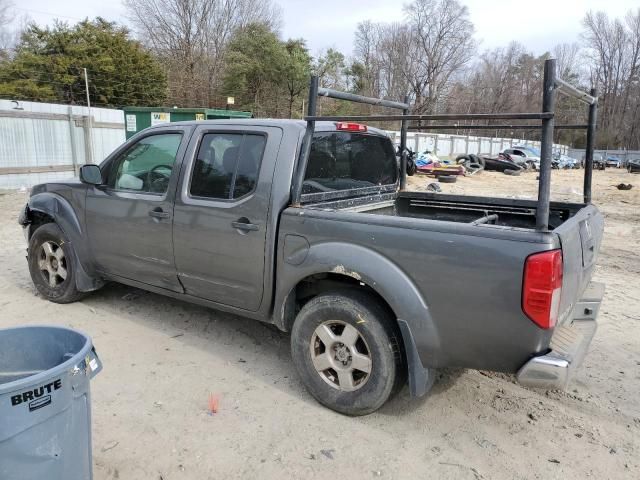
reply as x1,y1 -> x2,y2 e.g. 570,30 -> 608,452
9,0 -> 639,56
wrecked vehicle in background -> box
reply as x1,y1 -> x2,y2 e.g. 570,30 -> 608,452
628,158 -> 640,173
605,156 -> 621,168
586,153 -> 606,170
554,153 -> 580,169
503,146 -> 541,169
480,152 -> 524,172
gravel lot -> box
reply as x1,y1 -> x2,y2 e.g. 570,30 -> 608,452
1,168 -> 638,480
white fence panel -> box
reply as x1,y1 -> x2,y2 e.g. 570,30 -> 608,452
0,100 -> 125,189
388,130 -> 569,159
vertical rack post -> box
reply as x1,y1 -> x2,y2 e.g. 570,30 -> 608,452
536,59 -> 556,231
399,95 -> 409,190
584,88 -> 597,204
291,76 -> 319,206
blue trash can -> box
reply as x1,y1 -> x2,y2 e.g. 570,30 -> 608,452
0,325 -> 102,480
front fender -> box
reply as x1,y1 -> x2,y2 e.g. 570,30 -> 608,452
28,192 -> 84,242
275,240 -> 439,396
27,192 -> 102,291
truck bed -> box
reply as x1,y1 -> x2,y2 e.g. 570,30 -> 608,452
335,192 -> 585,231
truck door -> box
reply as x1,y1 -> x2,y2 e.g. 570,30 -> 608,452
85,127 -> 189,292
172,125 -> 282,311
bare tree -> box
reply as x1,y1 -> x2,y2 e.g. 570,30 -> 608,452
0,0 -> 10,27
403,0 -> 475,113
351,0 -> 474,115
0,0 -> 14,56
583,8 -> 640,148
375,23 -> 413,102
623,9 -> 640,148
124,0 -> 282,107
553,42 -> 581,80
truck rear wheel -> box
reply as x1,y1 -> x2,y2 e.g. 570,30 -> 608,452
291,291 -> 405,416
28,223 -> 86,304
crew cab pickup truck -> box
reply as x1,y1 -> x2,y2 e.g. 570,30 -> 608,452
19,119 -> 605,415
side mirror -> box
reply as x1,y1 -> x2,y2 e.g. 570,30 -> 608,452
79,164 -> 103,186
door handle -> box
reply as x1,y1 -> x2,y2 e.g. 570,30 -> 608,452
231,220 -> 259,232
149,208 -> 170,219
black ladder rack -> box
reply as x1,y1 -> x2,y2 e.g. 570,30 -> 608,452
290,59 -> 598,232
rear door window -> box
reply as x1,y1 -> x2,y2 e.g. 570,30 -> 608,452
190,133 -> 266,200
303,132 -> 397,194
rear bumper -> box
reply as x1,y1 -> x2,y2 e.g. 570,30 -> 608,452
517,281 -> 604,390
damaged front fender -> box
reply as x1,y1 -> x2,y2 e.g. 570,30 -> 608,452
23,192 -> 103,292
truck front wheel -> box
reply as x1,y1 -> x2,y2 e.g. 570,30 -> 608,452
28,223 -> 86,304
291,291 -> 405,416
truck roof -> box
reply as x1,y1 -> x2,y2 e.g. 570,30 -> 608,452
147,119 -> 390,137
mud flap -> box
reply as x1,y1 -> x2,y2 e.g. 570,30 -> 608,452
398,319 -> 435,397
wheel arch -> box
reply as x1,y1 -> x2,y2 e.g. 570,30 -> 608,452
274,241 -> 439,396
26,192 -> 102,292
27,193 -> 83,240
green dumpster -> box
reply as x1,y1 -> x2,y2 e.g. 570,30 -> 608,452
122,107 -> 253,139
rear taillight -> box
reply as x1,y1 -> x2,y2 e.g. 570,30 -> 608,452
522,249 -> 563,329
336,122 -> 367,132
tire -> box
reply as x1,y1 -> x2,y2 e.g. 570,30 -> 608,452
28,223 -> 86,304
406,157 -> 417,176
456,154 -> 470,165
291,291 -> 405,416
438,175 -> 457,183
504,169 -> 522,176
475,155 -> 487,168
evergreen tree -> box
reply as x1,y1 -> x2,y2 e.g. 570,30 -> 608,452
0,18 -> 167,107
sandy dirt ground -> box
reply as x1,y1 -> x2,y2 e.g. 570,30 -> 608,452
0,168 -> 638,480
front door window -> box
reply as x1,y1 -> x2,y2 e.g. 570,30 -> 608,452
106,133 -> 183,194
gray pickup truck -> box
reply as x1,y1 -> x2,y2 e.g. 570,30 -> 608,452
18,67 -> 605,415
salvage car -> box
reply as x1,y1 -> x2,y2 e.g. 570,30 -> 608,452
503,146 -> 541,169
605,156 -> 621,168
628,158 -> 640,173
481,153 -> 523,172
554,153 -> 580,169
584,153 -> 607,170
18,82 -> 605,416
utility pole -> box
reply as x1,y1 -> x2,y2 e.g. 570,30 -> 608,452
83,68 -> 94,164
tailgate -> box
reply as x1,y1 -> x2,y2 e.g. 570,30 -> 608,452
553,204 -> 604,325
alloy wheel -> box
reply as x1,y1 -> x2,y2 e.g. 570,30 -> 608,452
309,320 -> 372,392
38,241 -> 68,288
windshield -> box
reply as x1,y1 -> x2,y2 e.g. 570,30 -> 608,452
302,132 -> 398,195
518,146 -> 540,157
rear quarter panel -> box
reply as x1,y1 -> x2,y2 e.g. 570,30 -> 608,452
276,207 -> 561,372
